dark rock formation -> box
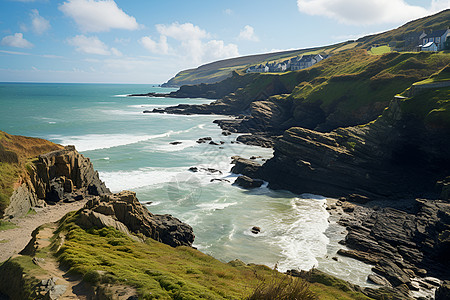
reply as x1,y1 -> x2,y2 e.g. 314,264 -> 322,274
234,175 -> 263,189
251,226 -> 261,234
231,156 -> 263,179
4,146 -> 110,218
77,191 -> 194,247
338,199 -> 450,290
261,95 -> 450,199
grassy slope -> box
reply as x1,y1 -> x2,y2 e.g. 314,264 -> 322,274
289,51 -> 450,114
213,50 -> 449,130
163,10 -> 450,87
163,42 -> 354,87
0,212 -> 372,299
0,131 -> 62,215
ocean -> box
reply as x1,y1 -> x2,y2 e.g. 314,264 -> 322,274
0,82 -> 375,286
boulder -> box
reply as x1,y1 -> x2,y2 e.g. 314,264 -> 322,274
251,226 -> 261,234
78,191 -> 194,247
231,156 -> 263,178
234,175 -> 263,189
372,259 -> 411,287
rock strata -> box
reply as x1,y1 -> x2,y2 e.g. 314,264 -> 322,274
77,191 -> 195,247
4,146 -> 110,219
337,199 -> 450,293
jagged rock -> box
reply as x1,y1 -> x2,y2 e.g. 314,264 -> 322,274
210,178 -> 230,183
221,130 -> 231,136
63,178 -> 73,193
169,141 -> 182,145
46,178 -> 65,202
188,167 -> 222,175
251,226 -> 261,234
78,191 -> 194,247
231,156 -> 263,178
209,141 -> 219,145
373,259 -> 411,287
368,274 -> 393,287
337,249 -> 380,264
3,145 -> 112,217
196,137 -> 212,143
234,175 -> 263,189
339,199 -> 450,287
236,134 -> 275,148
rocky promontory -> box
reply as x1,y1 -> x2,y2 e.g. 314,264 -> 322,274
4,145 -> 110,219
77,190 -> 194,247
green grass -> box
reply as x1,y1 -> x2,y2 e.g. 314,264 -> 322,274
40,212 -> 372,300
0,220 -> 17,231
56,213 -> 275,299
369,45 -> 392,55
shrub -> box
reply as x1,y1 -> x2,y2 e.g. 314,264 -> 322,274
247,272 -> 317,300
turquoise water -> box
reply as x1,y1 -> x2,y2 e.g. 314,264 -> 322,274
0,83 -> 375,286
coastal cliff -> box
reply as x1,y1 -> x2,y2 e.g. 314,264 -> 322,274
2,144 -> 110,219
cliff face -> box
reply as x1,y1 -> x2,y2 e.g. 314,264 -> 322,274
4,145 -> 110,219
261,87 -> 450,199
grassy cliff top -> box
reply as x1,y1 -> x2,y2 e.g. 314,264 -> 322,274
0,131 -> 62,215
0,211 -> 371,299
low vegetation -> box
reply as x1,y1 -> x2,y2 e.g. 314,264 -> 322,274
0,211 -> 375,299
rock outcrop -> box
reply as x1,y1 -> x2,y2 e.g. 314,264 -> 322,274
261,93 -> 450,199
338,199 -> 450,292
77,191 -> 195,247
4,145 -> 110,218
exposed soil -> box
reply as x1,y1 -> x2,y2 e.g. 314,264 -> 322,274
0,200 -> 86,263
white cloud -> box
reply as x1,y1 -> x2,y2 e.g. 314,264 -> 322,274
224,8 -> 233,15
238,25 -> 259,41
296,0 -> 449,25
156,22 -> 209,41
142,22 -> 239,65
140,35 -> 169,54
67,35 -> 121,56
31,9 -> 50,34
59,0 -> 139,32
203,40 -> 239,62
1,33 -> 33,48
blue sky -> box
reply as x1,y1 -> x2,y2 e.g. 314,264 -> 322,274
0,0 -> 449,84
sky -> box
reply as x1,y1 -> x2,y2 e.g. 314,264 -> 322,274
0,0 -> 449,84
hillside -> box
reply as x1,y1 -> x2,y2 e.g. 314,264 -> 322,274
155,50 -> 450,135
162,9 -> 450,87
162,41 -> 356,87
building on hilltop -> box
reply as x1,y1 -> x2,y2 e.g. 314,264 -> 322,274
245,53 -> 328,73
291,54 -> 323,71
420,29 -> 449,51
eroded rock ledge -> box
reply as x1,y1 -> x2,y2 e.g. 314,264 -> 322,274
5,145 -> 110,219
77,190 -> 195,247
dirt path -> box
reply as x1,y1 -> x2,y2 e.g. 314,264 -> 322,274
0,200 -> 86,263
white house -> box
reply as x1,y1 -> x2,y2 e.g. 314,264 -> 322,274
421,41 -> 438,52
421,29 -> 449,51
291,54 -> 323,71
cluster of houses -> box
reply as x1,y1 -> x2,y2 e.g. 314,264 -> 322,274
418,28 -> 449,51
246,54 -> 328,73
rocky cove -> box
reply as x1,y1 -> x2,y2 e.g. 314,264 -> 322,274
137,56 -> 450,298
